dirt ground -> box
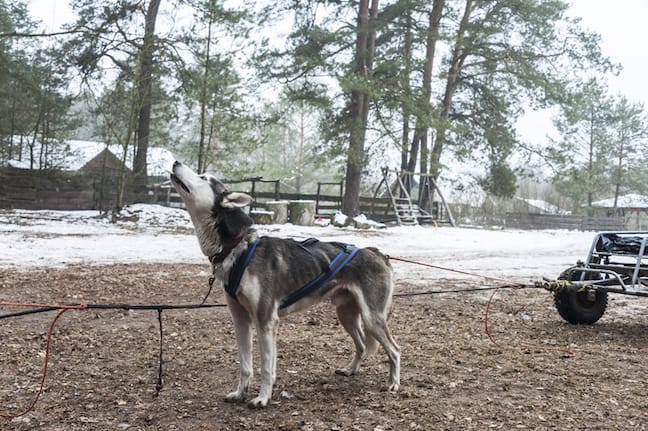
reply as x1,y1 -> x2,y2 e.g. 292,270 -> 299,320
2,263 -> 648,430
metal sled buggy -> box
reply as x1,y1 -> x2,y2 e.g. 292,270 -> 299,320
542,231 -> 648,324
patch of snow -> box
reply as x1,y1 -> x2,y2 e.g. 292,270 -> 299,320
520,198 -> 567,215
313,216 -> 331,227
352,214 -> 386,229
0,205 -> 599,285
332,212 -> 348,226
7,159 -> 30,169
592,194 -> 648,208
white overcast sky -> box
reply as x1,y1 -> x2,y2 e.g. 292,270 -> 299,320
27,0 -> 648,148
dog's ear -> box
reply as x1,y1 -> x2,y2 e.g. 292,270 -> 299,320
221,192 -> 253,209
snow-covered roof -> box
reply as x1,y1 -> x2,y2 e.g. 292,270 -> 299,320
591,194 -> 648,208
519,198 -> 567,215
5,138 -> 176,177
7,159 -> 30,169
64,140 -> 176,177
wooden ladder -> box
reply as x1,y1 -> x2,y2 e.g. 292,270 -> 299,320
382,168 -> 420,226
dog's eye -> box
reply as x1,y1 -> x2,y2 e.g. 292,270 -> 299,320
199,175 -> 207,181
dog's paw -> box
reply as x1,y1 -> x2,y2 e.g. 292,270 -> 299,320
247,397 -> 269,409
388,383 -> 400,393
224,391 -> 246,403
334,368 -> 354,377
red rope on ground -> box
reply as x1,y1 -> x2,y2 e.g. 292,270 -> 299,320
0,308 -> 69,419
0,300 -> 224,419
387,255 -> 526,287
388,255 -> 576,357
484,287 -> 576,357
0,258 -> 569,419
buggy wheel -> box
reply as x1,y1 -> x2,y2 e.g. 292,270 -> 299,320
553,271 -> 607,324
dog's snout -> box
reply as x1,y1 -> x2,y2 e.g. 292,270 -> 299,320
173,161 -> 182,169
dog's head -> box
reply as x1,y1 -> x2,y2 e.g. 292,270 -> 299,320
171,161 -> 253,256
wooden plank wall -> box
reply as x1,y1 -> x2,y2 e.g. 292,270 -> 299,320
0,167 -> 95,210
0,167 -> 150,211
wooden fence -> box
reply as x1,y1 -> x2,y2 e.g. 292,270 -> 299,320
0,167 -> 634,231
505,212 -> 625,231
0,167 -> 91,210
159,180 -> 395,222
0,167 -> 154,211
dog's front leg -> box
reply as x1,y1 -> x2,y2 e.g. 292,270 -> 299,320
225,300 -> 253,403
248,315 -> 278,409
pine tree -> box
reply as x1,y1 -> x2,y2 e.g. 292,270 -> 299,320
429,0 -> 613,194
549,82 -> 648,212
0,1 -> 72,168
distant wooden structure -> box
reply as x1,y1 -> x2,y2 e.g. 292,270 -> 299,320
80,148 -> 127,173
591,194 -> 648,230
373,168 -> 455,226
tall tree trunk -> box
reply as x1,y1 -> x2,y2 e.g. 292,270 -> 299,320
296,102 -> 306,193
29,107 -> 44,170
430,0 -> 472,181
198,8 -> 214,174
613,138 -> 625,211
116,89 -> 141,211
9,97 -> 16,161
400,0 -> 413,193
587,108 -> 594,208
133,0 -> 162,184
417,0 -> 444,172
39,108 -> 49,169
413,0 -> 444,209
342,0 -> 379,217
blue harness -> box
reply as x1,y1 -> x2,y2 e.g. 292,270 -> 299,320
224,238 -> 361,310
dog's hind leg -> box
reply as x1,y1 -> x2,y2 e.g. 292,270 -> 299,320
224,300 -> 253,403
334,300 -> 367,377
363,312 -> 400,392
248,314 -> 279,409
271,322 -> 279,386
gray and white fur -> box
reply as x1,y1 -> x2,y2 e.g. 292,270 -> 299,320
170,161 -> 400,408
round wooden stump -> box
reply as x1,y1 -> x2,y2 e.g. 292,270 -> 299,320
289,200 -> 316,226
251,210 -> 274,225
265,200 -> 289,224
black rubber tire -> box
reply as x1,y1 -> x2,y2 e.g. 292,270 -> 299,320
553,270 -> 607,324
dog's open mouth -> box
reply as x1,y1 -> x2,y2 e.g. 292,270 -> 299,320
170,173 -> 191,194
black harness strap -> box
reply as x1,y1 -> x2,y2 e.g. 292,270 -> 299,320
221,237 -> 361,308
224,238 -> 260,300
279,243 -> 360,309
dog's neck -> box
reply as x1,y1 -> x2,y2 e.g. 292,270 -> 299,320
189,211 -> 255,266
209,234 -> 245,264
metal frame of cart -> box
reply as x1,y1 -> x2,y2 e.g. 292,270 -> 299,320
543,231 -> 648,324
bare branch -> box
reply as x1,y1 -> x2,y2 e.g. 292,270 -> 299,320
0,29 -> 82,39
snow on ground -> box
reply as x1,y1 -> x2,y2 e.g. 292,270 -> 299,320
0,204 -> 599,286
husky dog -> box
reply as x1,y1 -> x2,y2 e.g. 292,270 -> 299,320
170,161 -> 400,408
